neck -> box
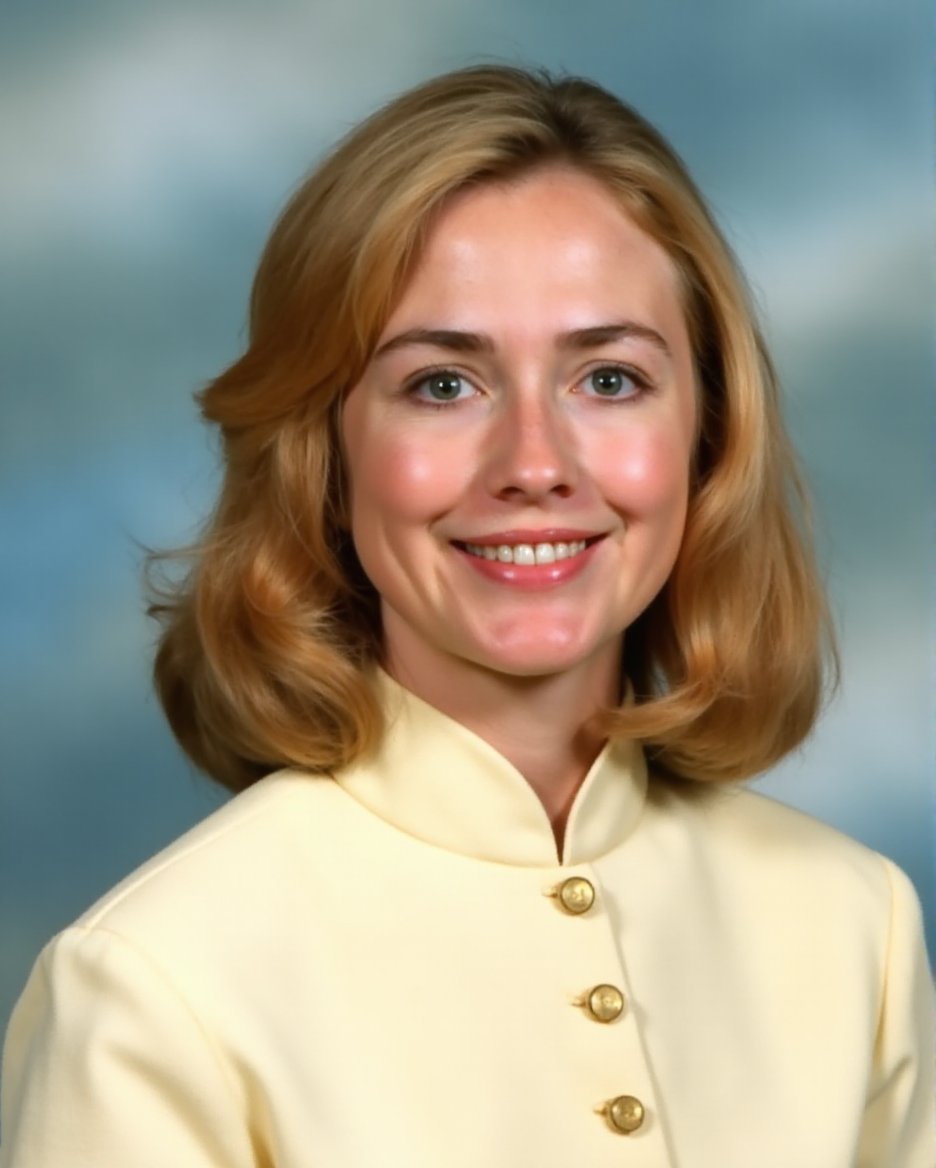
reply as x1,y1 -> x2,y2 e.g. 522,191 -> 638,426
383,644 -> 620,852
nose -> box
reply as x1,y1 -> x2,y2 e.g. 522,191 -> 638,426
483,392 -> 578,502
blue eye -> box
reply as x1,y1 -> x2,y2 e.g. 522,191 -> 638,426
581,366 -> 642,399
410,371 -> 473,403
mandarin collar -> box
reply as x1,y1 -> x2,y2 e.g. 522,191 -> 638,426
333,670 -> 648,867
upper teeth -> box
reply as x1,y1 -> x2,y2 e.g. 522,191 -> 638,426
464,540 -> 588,565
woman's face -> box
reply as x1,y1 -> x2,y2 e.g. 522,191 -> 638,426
341,166 -> 697,693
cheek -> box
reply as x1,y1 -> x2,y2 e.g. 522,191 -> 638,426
599,425 -> 692,519
346,426 -> 472,527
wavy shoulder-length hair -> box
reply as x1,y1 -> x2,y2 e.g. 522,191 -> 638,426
149,64 -> 836,792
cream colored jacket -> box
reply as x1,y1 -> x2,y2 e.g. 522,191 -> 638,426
2,677 -> 934,1166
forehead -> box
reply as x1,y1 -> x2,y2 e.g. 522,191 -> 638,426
383,166 -> 688,339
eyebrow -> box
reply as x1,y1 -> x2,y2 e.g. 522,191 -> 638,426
373,321 -> 672,360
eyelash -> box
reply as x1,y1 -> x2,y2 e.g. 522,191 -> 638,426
576,364 -> 653,401
401,362 -> 655,408
403,367 -> 478,409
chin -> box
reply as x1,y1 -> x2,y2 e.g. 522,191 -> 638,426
467,634 -> 612,681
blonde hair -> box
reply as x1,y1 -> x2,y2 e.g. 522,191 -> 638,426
149,65 -> 836,791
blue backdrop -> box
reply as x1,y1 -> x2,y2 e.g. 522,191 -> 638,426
1,0 -> 933,1045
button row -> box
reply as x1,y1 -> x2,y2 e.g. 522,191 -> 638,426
546,876 -> 646,1134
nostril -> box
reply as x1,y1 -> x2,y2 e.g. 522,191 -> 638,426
496,480 -> 575,502
484,412 -> 579,500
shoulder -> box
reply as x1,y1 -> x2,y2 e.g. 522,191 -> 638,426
653,778 -> 888,868
635,781 -> 932,1056
647,779 -> 922,947
71,770 -> 349,944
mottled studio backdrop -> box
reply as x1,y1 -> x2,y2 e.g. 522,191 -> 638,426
1,0 -> 934,1045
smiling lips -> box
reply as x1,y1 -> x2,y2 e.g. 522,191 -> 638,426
453,533 -> 605,585
464,538 -> 589,565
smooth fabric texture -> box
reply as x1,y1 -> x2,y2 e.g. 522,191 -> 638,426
1,676 -> 934,1166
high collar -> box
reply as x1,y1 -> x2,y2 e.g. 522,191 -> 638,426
334,670 -> 648,867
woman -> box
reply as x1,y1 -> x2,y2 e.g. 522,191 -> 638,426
1,66 -> 932,1167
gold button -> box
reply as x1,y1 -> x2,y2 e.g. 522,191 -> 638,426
602,1094 -> 645,1134
551,876 -> 595,915
583,983 -> 625,1023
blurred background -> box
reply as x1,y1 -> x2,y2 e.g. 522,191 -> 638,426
1,0 -> 933,1045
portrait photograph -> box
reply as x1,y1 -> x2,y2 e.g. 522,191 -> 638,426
1,1 -> 933,1164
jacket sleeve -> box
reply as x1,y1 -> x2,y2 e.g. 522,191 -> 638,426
855,859 -> 936,1168
0,925 -> 258,1168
